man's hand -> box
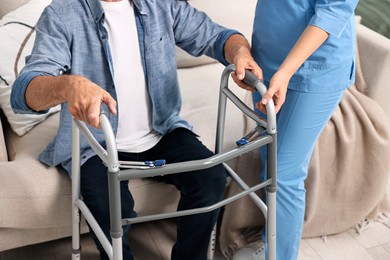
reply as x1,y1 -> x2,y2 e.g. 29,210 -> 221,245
64,76 -> 116,128
224,34 -> 263,92
26,75 -> 117,128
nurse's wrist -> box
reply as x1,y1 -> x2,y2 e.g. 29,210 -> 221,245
276,66 -> 294,81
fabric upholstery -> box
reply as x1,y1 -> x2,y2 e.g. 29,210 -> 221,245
0,0 -> 29,18
0,0 -> 30,163
357,24 -> 390,119
0,0 -> 60,136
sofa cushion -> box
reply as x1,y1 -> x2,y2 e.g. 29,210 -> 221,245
0,0 -> 60,137
176,47 -> 217,69
176,0 -> 256,69
357,23 -> 390,120
1,111 -> 179,231
0,0 -> 29,19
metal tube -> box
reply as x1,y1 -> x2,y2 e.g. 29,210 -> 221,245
119,135 -> 272,181
122,180 -> 268,225
223,163 -> 268,220
267,192 -> 277,260
76,199 -> 113,258
267,133 -> 277,260
98,112 -> 123,260
73,119 -> 108,164
71,120 -> 81,260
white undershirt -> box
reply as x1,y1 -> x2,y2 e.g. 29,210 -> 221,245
101,0 -> 161,153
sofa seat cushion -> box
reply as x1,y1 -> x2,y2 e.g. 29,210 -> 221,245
0,111 -> 180,230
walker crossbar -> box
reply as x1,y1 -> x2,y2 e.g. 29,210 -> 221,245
71,64 -> 277,260
122,179 -> 272,225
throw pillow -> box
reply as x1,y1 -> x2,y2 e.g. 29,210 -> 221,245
0,0 -> 59,136
0,0 -> 29,19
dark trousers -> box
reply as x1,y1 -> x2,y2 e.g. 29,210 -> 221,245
79,128 -> 227,260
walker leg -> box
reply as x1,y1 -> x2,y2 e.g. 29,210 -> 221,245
72,120 -> 82,260
108,169 -> 123,260
71,209 -> 81,260
266,134 -> 277,260
112,237 -> 123,260
267,191 -> 276,260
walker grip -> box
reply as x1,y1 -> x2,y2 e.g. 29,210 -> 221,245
243,70 -> 261,90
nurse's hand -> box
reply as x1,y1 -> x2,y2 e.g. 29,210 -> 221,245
256,70 -> 289,114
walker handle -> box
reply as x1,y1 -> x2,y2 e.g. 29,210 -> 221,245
221,64 -> 276,134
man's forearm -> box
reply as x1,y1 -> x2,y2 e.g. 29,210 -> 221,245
224,34 -> 252,65
25,75 -> 68,112
223,33 -> 263,84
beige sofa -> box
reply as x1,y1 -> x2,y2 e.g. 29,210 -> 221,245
0,0 -> 251,257
1,0 -> 390,259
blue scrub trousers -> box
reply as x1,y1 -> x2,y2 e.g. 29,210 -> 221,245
253,88 -> 345,260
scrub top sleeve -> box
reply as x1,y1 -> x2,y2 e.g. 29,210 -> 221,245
309,0 -> 359,38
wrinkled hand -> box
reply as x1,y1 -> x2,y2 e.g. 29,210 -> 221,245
256,70 -> 289,114
65,76 -> 117,128
230,48 -> 263,92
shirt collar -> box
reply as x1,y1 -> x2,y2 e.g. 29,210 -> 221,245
85,0 -> 145,21
85,0 -> 105,23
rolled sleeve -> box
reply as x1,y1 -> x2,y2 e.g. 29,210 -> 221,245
309,0 -> 358,37
11,71 -> 50,114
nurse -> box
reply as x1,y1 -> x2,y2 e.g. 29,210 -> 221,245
233,0 -> 359,259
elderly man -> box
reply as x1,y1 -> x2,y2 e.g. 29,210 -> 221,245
11,0 -> 261,259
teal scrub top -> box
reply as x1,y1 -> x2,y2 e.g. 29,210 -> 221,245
252,0 -> 359,93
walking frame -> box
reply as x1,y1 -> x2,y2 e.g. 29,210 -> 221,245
71,64 -> 277,260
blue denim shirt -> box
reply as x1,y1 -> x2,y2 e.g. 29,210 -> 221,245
11,0 -> 237,173
252,0 -> 359,93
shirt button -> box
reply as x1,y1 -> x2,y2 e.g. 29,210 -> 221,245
102,35 -> 107,40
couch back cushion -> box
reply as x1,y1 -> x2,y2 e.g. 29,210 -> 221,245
0,0 -> 60,137
0,0 -> 29,19
0,0 -> 31,161
177,0 -> 257,68
191,0 -> 256,41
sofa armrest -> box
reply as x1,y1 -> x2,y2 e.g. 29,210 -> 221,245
357,23 -> 390,119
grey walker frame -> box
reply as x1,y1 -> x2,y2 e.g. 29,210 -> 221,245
71,64 -> 277,260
